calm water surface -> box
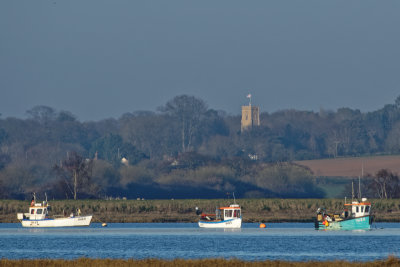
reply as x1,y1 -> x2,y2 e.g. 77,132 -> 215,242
0,223 -> 399,261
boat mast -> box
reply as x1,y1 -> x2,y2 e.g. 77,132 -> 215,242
359,162 -> 364,199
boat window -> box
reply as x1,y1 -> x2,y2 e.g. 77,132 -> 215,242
365,206 -> 370,213
234,210 -> 237,217
236,210 -> 241,218
356,206 -> 359,213
361,206 -> 364,212
31,209 -> 35,214
37,209 -> 43,214
225,210 -> 233,218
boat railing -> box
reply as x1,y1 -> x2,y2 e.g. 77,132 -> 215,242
53,215 -> 68,218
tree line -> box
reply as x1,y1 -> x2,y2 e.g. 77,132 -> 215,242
1,95 -> 400,200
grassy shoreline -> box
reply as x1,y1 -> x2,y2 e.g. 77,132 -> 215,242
1,198 -> 400,223
1,257 -> 400,267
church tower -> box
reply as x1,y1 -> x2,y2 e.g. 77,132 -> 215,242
241,94 -> 260,132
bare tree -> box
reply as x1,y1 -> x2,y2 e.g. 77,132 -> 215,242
26,106 -> 57,124
369,169 -> 400,199
160,95 -> 207,153
53,151 -> 93,200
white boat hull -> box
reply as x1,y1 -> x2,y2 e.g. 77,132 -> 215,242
198,218 -> 242,228
21,215 -> 92,227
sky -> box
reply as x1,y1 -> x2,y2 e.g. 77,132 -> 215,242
1,1 -> 400,121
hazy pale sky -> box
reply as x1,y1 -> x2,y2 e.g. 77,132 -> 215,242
1,1 -> 399,121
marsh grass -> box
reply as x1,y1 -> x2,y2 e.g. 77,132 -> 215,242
1,257 -> 400,267
1,198 -> 400,223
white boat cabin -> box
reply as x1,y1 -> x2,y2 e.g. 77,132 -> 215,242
219,204 -> 241,221
345,198 -> 371,218
17,201 -> 50,220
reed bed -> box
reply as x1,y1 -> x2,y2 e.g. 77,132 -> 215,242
1,198 -> 400,223
1,257 -> 400,267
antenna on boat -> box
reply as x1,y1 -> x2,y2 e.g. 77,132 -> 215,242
31,192 -> 36,206
233,192 -> 236,204
360,161 -> 364,199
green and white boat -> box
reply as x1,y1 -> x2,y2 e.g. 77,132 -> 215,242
315,197 -> 372,230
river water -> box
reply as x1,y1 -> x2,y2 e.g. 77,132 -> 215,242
0,223 -> 399,261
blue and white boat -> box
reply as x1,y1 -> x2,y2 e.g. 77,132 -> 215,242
196,204 -> 242,228
315,197 -> 372,230
17,194 -> 92,227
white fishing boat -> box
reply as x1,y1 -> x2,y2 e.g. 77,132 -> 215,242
17,194 -> 92,227
196,204 -> 242,228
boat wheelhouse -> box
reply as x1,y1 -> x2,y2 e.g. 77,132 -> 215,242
197,204 -> 242,228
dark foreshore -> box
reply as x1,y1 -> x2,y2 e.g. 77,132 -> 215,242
1,198 -> 400,223
1,257 -> 400,267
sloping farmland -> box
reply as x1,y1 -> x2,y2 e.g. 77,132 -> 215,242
295,155 -> 400,178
